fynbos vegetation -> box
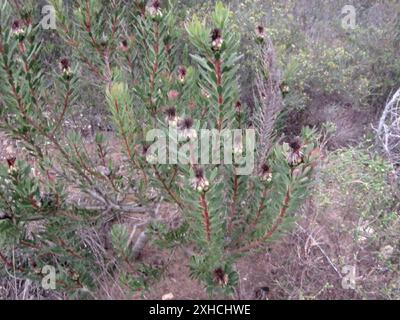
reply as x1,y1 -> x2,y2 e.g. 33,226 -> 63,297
0,0 -> 399,301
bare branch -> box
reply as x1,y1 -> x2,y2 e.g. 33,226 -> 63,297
376,88 -> 400,166
253,36 -> 284,165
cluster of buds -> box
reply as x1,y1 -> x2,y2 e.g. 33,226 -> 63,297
11,20 -> 25,40
167,90 -> 179,101
192,167 -> 210,193
213,268 -> 229,286
287,138 -> 304,167
165,107 -> 180,126
177,66 -> 187,83
255,25 -> 266,43
260,163 -> 272,183
59,58 -> 72,80
211,28 -> 223,51
148,0 -> 163,20
179,117 -> 197,140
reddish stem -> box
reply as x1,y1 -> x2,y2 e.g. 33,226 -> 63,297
199,193 -> 211,242
252,187 -> 269,227
153,165 -> 183,209
235,188 -> 291,254
52,81 -> 71,135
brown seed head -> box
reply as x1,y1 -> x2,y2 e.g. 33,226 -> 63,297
179,117 -> 193,130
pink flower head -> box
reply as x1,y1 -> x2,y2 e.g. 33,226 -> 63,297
168,90 -> 179,101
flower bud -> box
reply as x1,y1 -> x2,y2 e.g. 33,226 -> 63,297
213,268 -> 229,286
177,66 -> 187,83
255,25 -> 265,43
192,167 -> 210,193
260,164 -> 272,182
60,58 -> 73,80
119,39 -> 129,52
179,117 -> 197,140
11,20 -> 25,41
167,90 -> 179,101
148,0 -> 163,20
165,107 -> 180,126
211,28 -> 223,51
6,157 -> 17,174
287,138 -> 304,167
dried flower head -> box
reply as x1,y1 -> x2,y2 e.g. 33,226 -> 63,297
152,0 -> 161,10
288,138 -> 303,166
179,117 -> 197,140
6,157 -> 17,174
192,167 -> 209,192
165,106 -> 176,119
141,143 -> 150,156
280,82 -> 290,95
59,58 -> 72,79
260,163 -> 272,182
213,268 -> 229,286
11,20 -> 25,37
165,107 -> 180,126
6,157 -> 16,168
255,25 -> 265,41
211,28 -> 223,51
289,139 -> 301,152
179,117 -> 193,130
194,167 -> 204,179
148,0 -> 163,19
177,66 -> 187,83
256,25 -> 265,35
60,58 -> 70,71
